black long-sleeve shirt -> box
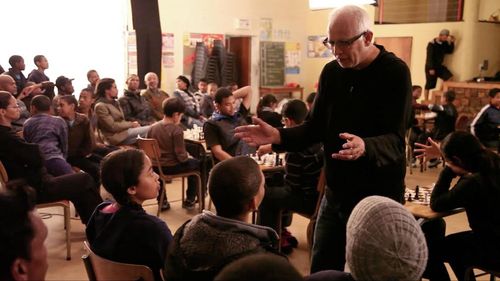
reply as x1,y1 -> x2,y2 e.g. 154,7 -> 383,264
431,166 -> 500,254
86,202 -> 173,281
275,45 -> 412,212
425,39 -> 454,70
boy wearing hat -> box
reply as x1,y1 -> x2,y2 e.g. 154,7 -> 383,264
424,29 -> 456,100
173,75 -> 205,129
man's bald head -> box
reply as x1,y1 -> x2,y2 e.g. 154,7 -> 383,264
328,5 -> 372,36
0,75 -> 17,94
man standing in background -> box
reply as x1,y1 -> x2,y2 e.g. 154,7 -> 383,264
424,29 -> 456,100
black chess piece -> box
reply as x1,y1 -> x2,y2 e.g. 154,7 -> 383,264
414,185 -> 420,201
407,192 -> 413,202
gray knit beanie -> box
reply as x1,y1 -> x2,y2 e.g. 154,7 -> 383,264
346,196 -> 428,281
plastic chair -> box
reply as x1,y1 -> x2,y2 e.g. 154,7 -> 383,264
0,160 -> 71,260
137,136 -> 203,215
82,241 -> 154,281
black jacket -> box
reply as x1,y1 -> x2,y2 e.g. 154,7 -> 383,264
275,45 -> 412,213
425,39 -> 454,69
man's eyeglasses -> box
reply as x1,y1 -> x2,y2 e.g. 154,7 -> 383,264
7,105 -> 20,109
323,31 -> 367,50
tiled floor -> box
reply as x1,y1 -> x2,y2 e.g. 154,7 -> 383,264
42,166 -> 485,280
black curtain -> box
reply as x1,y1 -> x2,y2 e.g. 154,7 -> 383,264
130,0 -> 162,88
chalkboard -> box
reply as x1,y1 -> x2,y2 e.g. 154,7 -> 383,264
260,41 -> 285,86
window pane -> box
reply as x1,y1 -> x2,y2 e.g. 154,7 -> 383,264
376,0 -> 463,24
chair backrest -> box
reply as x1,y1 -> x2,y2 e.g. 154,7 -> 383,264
82,241 -> 155,281
456,114 -> 472,132
136,137 -> 166,178
0,160 -> 8,191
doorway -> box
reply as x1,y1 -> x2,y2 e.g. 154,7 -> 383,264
226,36 -> 252,87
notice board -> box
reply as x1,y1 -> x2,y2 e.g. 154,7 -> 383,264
260,41 -> 285,86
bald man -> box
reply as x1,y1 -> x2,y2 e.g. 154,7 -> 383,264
0,75 -> 33,131
140,72 -> 169,121
234,5 -> 412,272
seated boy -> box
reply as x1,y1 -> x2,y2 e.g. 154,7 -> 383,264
164,156 -> 280,281
200,82 -> 218,118
147,97 -> 201,210
23,95 -> 73,176
58,95 -> 101,185
257,99 -> 323,251
470,88 -> 499,151
203,87 -> 254,162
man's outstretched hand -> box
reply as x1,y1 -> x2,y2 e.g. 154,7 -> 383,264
234,117 -> 281,147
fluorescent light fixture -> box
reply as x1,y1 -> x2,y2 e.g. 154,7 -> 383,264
309,0 -> 376,10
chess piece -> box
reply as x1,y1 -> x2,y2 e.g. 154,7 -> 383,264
407,192 -> 413,202
414,185 -> 420,201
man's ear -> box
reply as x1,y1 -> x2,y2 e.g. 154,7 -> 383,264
11,258 -> 29,281
364,31 -> 374,45
248,197 -> 258,212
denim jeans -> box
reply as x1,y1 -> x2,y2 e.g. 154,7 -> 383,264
310,193 -> 348,273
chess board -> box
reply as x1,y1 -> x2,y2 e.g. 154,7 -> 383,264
405,186 -> 433,205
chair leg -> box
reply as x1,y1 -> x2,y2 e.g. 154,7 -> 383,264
157,183 -> 166,217
195,174 -> 203,213
64,205 -> 71,260
277,210 -> 283,252
181,177 -> 185,203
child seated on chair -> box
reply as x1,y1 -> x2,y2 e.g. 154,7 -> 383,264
147,97 -> 201,210
256,99 -> 323,253
164,156 -> 280,281
86,149 -> 173,281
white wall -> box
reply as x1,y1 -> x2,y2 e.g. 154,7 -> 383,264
0,0 -> 127,96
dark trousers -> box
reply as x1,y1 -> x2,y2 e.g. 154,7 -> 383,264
67,155 -> 101,186
45,158 -> 74,177
310,193 -> 349,273
38,172 -> 102,224
422,218 -> 450,281
158,159 -> 200,201
443,231 -> 500,281
258,184 -> 318,232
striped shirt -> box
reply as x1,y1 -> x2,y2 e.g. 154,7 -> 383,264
284,143 -> 323,193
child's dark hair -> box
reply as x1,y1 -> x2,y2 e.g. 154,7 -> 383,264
31,95 -> 51,112
488,88 -> 500,98
100,149 -> 146,206
59,95 -> 78,108
95,78 -> 115,99
444,90 -> 456,103
214,88 -> 233,104
306,92 -> 317,105
163,97 -> 186,117
257,94 -> 278,114
282,99 -> 308,124
442,131 -> 500,191
412,85 -> 422,92
208,156 -> 262,218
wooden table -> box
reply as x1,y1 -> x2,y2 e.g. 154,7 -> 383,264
259,86 -> 304,100
404,202 -> 464,220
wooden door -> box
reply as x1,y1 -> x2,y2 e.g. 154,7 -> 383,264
227,36 -> 251,87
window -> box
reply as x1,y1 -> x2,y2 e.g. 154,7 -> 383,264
375,0 -> 464,24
